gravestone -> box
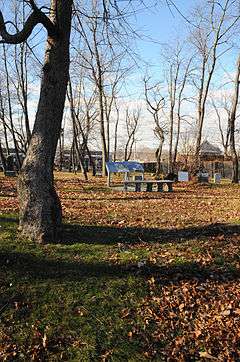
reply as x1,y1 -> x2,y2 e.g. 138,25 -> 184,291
4,155 -> 16,176
198,172 -> 209,183
178,171 -> 189,182
134,175 -> 144,181
214,173 -> 221,184
4,170 -> 16,177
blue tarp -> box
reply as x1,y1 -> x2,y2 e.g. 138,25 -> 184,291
106,161 -> 144,174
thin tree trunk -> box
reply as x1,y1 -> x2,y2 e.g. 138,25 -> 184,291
3,44 -> 22,169
0,140 -> 6,171
173,58 -> 192,169
68,82 -> 88,181
113,106 -> 119,162
229,55 -> 240,184
155,141 -> 164,178
0,89 -> 10,155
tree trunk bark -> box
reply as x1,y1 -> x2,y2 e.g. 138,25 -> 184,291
168,107 -> 174,173
3,44 -> 22,169
18,0 -> 73,243
155,140 -> 164,178
173,112 -> 180,171
229,55 -> 240,184
0,140 -> 6,171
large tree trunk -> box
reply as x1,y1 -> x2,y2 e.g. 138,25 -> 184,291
18,0 -> 72,243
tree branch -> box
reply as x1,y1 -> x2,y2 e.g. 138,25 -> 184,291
0,5 -> 58,44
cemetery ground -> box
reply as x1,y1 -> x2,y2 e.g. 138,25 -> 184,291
0,173 -> 240,361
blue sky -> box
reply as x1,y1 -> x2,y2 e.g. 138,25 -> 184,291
134,1 -> 198,63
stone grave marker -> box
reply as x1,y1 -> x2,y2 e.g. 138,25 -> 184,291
178,171 -> 189,182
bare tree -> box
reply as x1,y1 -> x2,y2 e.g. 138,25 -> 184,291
0,87 -> 10,158
190,0 -> 240,169
123,108 -> 140,161
144,77 -> 165,177
2,44 -> 22,168
172,57 -> 193,168
164,47 -> 181,173
113,99 -> 120,162
73,0 -> 136,175
68,80 -> 88,180
229,54 -> 240,183
67,72 -> 99,178
211,95 -> 231,156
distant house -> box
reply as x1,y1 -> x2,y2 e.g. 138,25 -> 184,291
199,140 -> 231,177
199,140 -> 224,161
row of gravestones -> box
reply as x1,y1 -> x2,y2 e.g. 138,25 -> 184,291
178,171 -> 221,183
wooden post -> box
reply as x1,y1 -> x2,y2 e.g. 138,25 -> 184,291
107,172 -> 111,187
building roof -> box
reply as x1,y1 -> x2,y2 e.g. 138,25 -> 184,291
199,140 -> 223,156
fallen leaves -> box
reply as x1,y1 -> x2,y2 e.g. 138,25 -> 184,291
1,174 -> 240,360
199,351 -> 218,360
125,279 -> 240,360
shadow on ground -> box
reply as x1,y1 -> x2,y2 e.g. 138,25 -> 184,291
0,249 -> 239,285
1,216 -> 239,286
61,222 -> 240,245
1,215 -> 239,246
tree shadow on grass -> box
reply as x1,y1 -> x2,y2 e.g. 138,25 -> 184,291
61,222 -> 240,245
0,249 -> 239,286
0,220 -> 239,295
0,215 -> 239,247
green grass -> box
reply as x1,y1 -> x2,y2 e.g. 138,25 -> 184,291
0,215 -> 149,361
1,211 -> 240,361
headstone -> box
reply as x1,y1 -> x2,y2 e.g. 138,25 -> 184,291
134,175 -> 144,181
178,171 -> 189,182
6,155 -> 14,171
214,173 -> 221,184
198,172 -> 209,183
4,170 -> 16,177
95,159 -> 102,176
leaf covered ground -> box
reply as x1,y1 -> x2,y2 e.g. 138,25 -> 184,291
0,172 -> 240,361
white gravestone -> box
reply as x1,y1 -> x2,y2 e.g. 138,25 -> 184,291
178,171 -> 189,182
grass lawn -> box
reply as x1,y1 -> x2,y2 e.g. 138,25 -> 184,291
0,172 -> 240,361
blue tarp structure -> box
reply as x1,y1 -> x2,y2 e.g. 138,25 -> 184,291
106,161 -> 144,186
106,161 -> 144,173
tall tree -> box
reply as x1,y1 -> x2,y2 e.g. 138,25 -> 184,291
190,0 -> 239,169
229,54 -> 240,183
144,77 -> 166,177
211,95 -> 231,157
123,108 -> 140,161
0,0 -> 73,242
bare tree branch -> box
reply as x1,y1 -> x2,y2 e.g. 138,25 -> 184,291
0,4 -> 58,44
